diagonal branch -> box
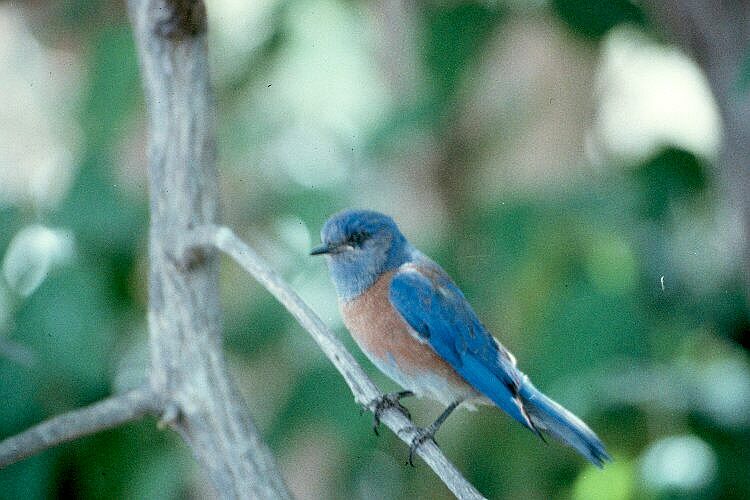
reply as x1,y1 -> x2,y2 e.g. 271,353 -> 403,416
0,386 -> 159,468
184,225 -> 486,500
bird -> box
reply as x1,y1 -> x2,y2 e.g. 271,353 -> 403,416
310,209 -> 610,467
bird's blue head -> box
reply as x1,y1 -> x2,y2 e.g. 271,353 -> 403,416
311,209 -> 412,301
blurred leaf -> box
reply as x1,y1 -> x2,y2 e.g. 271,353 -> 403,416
13,265 -> 116,399
0,361 -> 43,434
58,419 -> 187,499
534,281 -> 646,385
632,147 -> 709,220
423,2 -> 504,104
0,454 -> 55,500
585,231 -> 637,295
0,207 -> 24,252
79,25 -> 140,151
0,362 -> 54,499
738,46 -> 750,93
217,5 -> 290,104
225,293 -> 294,355
573,457 -> 634,500
269,365 -> 363,445
369,2 -> 504,151
55,162 -> 146,264
552,0 -> 645,39
639,434 -> 718,496
53,23 -> 146,300
123,447 -> 191,500
2,226 -> 74,298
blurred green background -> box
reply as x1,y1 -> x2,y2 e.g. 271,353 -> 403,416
1,0 -> 748,498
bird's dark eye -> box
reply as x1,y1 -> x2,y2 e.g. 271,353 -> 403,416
347,230 -> 370,247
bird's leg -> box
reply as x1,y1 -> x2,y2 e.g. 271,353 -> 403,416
407,400 -> 461,467
370,390 -> 414,435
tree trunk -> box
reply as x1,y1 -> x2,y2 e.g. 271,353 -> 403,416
127,1 -> 290,497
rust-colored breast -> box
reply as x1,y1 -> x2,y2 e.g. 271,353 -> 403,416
341,270 -> 467,387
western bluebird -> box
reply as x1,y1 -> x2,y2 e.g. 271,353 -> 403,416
311,209 -> 610,467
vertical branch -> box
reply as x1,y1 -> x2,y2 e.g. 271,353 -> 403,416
127,1 -> 290,497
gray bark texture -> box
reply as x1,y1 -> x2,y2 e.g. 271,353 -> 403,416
0,387 -> 157,468
0,1 -> 486,498
126,0 -> 290,498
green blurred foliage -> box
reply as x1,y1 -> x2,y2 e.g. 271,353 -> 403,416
739,48 -> 750,93
370,2 -> 503,152
423,3 -> 503,111
551,0 -> 645,39
1,0 -> 748,499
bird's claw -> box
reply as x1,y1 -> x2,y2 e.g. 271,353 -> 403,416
406,425 -> 438,467
370,391 -> 413,436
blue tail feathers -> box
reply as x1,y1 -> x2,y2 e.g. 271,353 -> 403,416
519,381 -> 611,467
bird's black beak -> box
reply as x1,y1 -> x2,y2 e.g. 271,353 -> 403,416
309,243 -> 332,256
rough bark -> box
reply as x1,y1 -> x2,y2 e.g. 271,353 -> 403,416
127,0 -> 290,497
1,2 -> 487,498
0,387 -> 157,468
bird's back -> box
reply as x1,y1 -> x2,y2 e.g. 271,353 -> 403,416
340,268 -> 480,407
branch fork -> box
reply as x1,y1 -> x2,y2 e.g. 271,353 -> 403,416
184,224 -> 486,499
1,224 -> 485,499
0,0 -> 485,496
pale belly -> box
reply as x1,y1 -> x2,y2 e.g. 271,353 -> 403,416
341,271 -> 480,407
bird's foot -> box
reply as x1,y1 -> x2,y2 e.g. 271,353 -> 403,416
406,424 -> 439,467
369,391 -> 414,436
398,400 -> 460,466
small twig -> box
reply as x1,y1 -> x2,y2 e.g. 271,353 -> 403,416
186,225 -> 486,500
0,386 -> 159,468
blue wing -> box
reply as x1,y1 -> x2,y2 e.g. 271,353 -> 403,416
388,261 -> 535,430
